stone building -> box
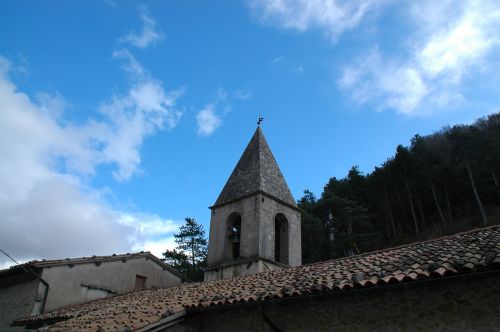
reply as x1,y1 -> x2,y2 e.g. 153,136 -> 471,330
11,127 -> 500,331
1,252 -> 182,331
13,226 -> 500,331
205,127 -> 301,281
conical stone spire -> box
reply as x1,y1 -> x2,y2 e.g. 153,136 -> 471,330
212,127 -> 297,208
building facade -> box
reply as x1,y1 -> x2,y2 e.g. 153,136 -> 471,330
183,274 -> 500,331
13,225 -> 500,331
1,252 -> 182,331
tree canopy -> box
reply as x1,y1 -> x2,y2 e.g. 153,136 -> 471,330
300,112 -> 500,264
163,217 -> 207,282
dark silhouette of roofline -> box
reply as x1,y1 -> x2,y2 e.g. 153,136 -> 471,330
0,251 -> 183,280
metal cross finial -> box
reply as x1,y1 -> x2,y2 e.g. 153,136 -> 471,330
257,116 -> 264,126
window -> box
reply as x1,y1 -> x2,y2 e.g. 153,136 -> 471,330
231,220 -> 241,258
225,212 -> 242,260
134,275 -> 147,290
275,213 -> 289,264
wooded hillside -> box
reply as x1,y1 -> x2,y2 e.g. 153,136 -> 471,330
300,112 -> 500,264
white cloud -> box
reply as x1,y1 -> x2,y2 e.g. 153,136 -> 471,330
132,236 -> 177,259
104,50 -> 183,180
268,55 -> 305,75
0,55 -> 182,267
121,214 -> 180,258
338,0 -> 500,115
338,50 -> 430,115
248,0 -> 382,41
1,261 -> 21,270
118,214 -> 180,237
100,82 -> 182,181
215,87 -> 228,103
235,89 -> 253,100
113,49 -> 147,79
196,104 -> 221,136
269,56 -> 284,66
195,87 -> 251,134
415,1 -> 500,81
293,63 -> 305,74
121,6 -> 164,49
249,1 -> 500,115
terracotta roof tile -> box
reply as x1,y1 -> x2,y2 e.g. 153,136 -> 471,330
13,225 -> 500,331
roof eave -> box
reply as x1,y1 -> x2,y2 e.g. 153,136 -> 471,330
209,190 -> 300,212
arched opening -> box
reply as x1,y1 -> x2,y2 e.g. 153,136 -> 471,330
274,213 -> 289,264
224,212 -> 242,260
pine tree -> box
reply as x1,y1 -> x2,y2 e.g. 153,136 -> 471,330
447,126 -> 488,225
163,217 -> 207,281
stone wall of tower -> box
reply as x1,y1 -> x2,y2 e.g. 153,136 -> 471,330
204,258 -> 287,281
258,193 -> 301,267
206,195 -> 261,267
206,192 -> 301,278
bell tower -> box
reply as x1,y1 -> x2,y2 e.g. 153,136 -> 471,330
204,126 -> 301,281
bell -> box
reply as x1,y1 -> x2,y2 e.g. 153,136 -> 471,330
232,234 -> 240,243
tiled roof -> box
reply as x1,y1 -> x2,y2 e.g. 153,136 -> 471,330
213,127 -> 297,208
14,225 -> 500,331
0,252 -> 182,280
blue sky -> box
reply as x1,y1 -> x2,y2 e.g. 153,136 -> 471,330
1,0 -> 499,267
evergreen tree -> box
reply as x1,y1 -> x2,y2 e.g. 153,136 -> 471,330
163,217 -> 207,282
299,111 -> 500,265
298,190 -> 329,263
410,134 -> 447,226
447,126 -> 488,225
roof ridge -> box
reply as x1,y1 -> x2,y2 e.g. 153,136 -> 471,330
28,251 -> 151,265
4,252 -> 181,278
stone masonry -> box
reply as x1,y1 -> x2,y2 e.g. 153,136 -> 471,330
184,273 -> 500,332
205,127 -> 301,281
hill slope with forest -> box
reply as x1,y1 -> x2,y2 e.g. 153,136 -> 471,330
300,112 -> 500,264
